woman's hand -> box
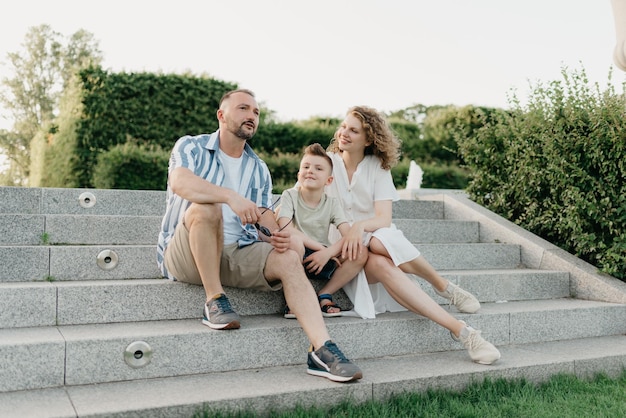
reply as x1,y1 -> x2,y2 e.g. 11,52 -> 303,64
342,222 -> 365,261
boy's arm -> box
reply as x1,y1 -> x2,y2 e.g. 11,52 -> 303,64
277,217 -> 325,251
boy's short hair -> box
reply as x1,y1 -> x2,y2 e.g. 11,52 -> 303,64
303,143 -> 333,170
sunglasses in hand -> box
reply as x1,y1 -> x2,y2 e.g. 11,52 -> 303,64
253,196 -> 288,237
256,217 -> 293,237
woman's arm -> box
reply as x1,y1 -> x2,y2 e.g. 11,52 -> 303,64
340,199 -> 393,259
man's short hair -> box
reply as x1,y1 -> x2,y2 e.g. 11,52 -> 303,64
219,89 -> 256,107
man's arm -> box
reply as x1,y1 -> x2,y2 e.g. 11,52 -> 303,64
169,166 -> 261,223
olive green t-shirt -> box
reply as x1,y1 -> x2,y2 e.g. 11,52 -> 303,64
278,188 -> 348,246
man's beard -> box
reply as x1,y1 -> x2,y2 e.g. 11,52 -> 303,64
234,123 -> 255,141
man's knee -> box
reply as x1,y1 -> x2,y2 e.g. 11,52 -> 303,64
185,202 -> 222,227
266,249 -> 305,281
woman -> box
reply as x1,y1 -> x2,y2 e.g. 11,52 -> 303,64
323,105 -> 500,365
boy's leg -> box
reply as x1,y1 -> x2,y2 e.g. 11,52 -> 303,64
316,248 -> 368,313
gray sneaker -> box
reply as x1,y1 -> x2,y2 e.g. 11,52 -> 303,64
307,340 -> 363,382
435,282 -> 481,313
453,321 -> 501,365
202,293 -> 240,330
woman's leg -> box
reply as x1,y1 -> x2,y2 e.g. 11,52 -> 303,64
365,252 -> 464,335
369,237 -> 480,313
368,237 -> 447,291
364,252 -> 500,365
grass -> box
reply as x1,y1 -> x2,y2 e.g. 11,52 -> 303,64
198,370 -> 626,418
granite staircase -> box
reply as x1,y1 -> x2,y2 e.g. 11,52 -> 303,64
1,186 -> 625,417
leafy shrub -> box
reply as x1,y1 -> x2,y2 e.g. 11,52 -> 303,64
457,66 -> 626,281
421,163 -> 469,189
92,141 -> 169,190
391,159 -> 469,190
256,150 -> 301,193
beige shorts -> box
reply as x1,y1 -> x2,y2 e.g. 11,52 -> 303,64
164,221 -> 282,292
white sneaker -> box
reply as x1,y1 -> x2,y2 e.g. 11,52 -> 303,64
435,282 -> 481,313
453,321 -> 501,365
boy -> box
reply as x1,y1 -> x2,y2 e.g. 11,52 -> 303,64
277,143 -> 368,318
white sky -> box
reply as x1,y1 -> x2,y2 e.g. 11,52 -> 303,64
0,0 -> 624,130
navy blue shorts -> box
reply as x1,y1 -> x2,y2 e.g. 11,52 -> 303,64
303,247 -> 338,281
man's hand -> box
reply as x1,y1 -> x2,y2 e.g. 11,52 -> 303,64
228,194 -> 262,225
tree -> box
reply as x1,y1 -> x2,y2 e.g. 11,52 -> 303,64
0,24 -> 103,185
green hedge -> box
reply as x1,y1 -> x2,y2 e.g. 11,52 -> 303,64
41,67 -> 236,188
456,67 -> 626,281
92,142 -> 168,190
91,142 -> 468,193
39,66 -> 472,190
391,159 -> 469,190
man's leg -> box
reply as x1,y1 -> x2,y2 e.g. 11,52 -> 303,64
184,203 -> 226,300
183,203 -> 240,330
263,248 -> 362,382
265,248 -> 330,348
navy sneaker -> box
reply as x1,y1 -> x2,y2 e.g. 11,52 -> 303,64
202,293 -> 240,330
307,340 -> 363,382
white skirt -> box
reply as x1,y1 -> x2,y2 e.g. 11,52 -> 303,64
332,224 -> 421,319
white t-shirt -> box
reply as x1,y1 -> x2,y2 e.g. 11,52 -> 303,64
219,150 -> 245,245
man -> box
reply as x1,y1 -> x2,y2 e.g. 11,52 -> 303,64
156,89 -> 362,382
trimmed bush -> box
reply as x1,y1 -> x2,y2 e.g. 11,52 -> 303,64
92,141 -> 169,190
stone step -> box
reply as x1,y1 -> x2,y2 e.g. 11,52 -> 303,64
0,215 -> 477,246
1,299 -> 625,393
393,218 -> 479,243
0,269 -> 571,329
0,187 -> 444,219
0,214 -> 162,246
2,334 -> 625,418
0,245 -> 160,282
0,243 -> 522,283
0,187 -> 166,216
2,186 -> 624,418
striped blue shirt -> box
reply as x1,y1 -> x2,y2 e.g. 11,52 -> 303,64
156,131 -> 273,280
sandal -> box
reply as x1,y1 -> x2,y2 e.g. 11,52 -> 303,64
319,293 -> 343,317
283,305 -> 296,319
284,294 -> 343,319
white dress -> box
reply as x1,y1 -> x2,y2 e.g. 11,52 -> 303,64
325,153 -> 421,319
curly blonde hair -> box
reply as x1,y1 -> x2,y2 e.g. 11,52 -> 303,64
327,106 -> 401,170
